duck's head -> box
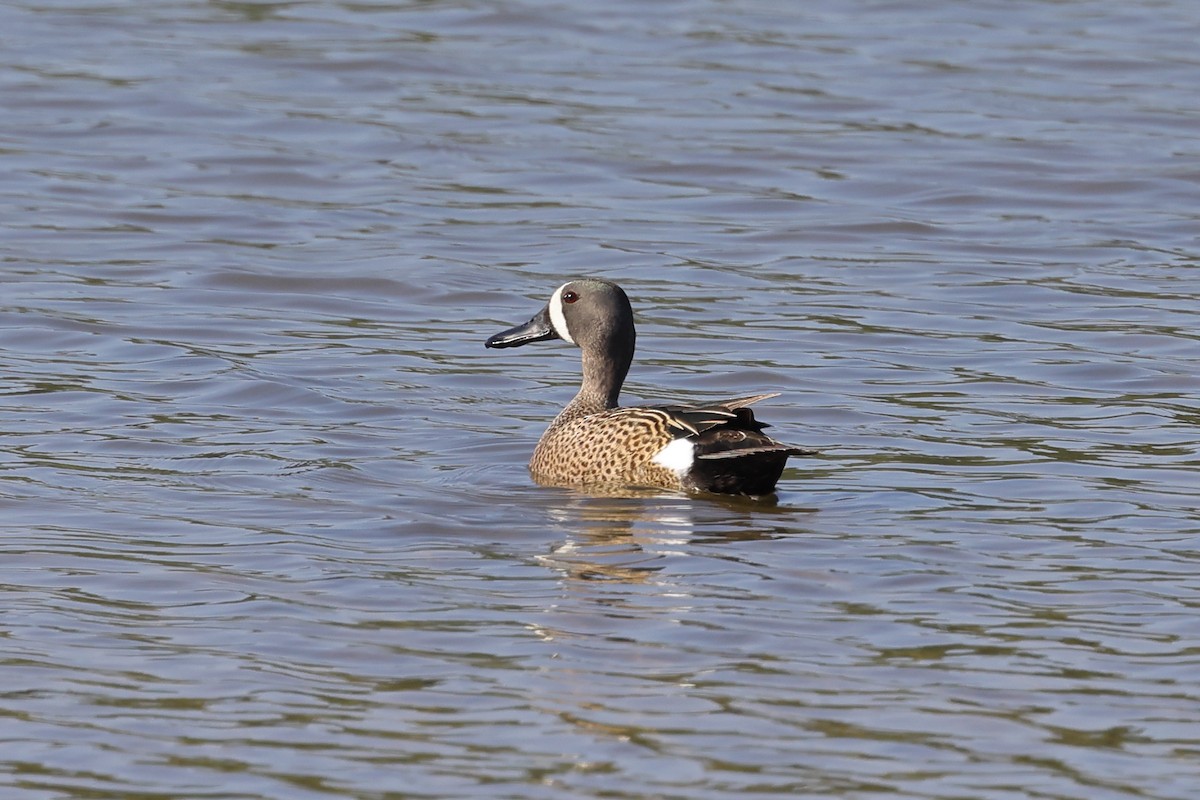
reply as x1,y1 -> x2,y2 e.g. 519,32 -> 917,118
485,279 -> 636,357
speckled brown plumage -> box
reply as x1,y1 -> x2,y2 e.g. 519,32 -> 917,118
529,396 -> 805,492
485,279 -> 815,495
530,406 -> 682,489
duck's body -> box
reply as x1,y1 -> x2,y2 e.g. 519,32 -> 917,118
485,279 -> 813,495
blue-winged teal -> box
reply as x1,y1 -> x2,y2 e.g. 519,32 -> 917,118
485,279 -> 814,495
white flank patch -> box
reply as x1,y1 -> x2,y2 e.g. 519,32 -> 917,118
651,438 -> 695,476
548,283 -> 576,344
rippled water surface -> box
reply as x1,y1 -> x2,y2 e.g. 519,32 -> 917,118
3,0 -> 1199,797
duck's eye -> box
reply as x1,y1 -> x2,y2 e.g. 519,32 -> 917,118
562,291 -> 579,304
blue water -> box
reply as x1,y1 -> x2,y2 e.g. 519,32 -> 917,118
2,0 -> 1198,797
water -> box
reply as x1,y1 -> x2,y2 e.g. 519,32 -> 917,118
2,0 -> 1198,797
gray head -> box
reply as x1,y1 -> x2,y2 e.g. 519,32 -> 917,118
485,279 -> 637,408
485,279 -> 636,356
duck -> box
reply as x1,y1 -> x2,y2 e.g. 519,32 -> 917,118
485,279 -> 814,495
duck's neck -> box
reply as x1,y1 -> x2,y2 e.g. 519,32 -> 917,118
554,341 -> 632,426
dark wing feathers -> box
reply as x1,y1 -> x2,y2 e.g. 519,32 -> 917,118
663,407 -> 736,437
697,444 -> 819,460
654,393 -> 780,437
716,393 -> 781,410
646,394 -> 815,461
642,393 -> 815,495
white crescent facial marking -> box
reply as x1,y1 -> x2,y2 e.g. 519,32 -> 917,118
549,283 -> 576,345
651,438 -> 695,476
